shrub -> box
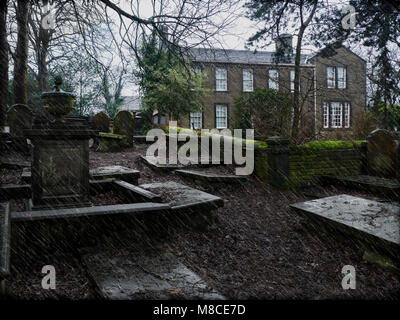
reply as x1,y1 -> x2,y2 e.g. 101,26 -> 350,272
233,88 -> 293,141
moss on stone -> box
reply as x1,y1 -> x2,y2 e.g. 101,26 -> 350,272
99,132 -> 125,139
295,140 -> 365,151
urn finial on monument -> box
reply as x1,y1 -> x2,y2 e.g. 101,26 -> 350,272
41,76 -> 75,121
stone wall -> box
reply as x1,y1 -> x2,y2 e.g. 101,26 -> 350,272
180,63 -> 315,130
287,147 -> 364,188
254,138 -> 366,189
311,46 -> 367,138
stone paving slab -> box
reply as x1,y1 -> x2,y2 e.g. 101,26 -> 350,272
175,169 -> 247,183
0,203 -> 11,276
11,202 -> 170,222
80,247 -> 225,300
290,194 -> 400,259
90,166 -> 140,185
139,181 -> 224,210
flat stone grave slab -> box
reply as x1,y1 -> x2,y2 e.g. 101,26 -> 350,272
11,202 -> 170,222
325,175 -> 400,195
290,194 -> 400,260
0,202 -> 11,276
113,180 -> 162,203
141,155 -> 226,172
175,169 -> 247,183
141,155 -> 187,171
90,166 -> 140,185
80,247 -> 225,300
139,181 -> 224,210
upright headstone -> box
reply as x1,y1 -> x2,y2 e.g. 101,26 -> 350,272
366,129 -> 400,179
92,112 -> 110,133
6,104 -> 33,137
113,110 -> 135,147
6,104 -> 33,154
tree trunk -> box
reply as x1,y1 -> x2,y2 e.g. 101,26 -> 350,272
13,0 -> 29,105
37,0 -> 51,92
0,0 -> 8,132
290,27 -> 305,142
290,0 -> 318,143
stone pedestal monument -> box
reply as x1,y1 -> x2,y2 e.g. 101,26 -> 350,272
25,77 -> 97,210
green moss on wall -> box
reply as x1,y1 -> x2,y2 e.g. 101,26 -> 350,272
295,140 -> 365,151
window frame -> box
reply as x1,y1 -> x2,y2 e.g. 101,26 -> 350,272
242,68 -> 254,92
189,112 -> 203,129
326,66 -> 336,88
322,101 -> 351,129
290,70 -> 300,92
268,69 -> 279,90
215,67 -> 227,91
337,66 -> 347,89
191,65 -> 202,74
215,104 -> 228,129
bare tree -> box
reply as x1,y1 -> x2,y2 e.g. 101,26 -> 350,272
26,0 -> 104,91
0,0 -> 8,134
97,0 -> 242,65
13,0 -> 29,105
245,0 -> 320,142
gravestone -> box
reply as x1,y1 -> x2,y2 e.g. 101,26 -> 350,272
366,129 -> 400,179
24,78 -> 97,210
92,112 -> 110,133
6,104 -> 33,154
6,104 -> 33,137
113,110 -> 135,147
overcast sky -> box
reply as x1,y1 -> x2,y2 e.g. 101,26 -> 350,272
113,0 -> 365,96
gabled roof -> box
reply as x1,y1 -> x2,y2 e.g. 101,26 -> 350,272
308,44 -> 367,63
120,96 -> 142,112
188,47 -> 313,66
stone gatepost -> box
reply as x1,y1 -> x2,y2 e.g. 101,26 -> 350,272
265,136 -> 290,189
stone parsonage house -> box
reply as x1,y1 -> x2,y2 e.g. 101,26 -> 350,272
174,35 -> 366,138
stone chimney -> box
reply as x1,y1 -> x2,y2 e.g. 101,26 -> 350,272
275,34 -> 293,63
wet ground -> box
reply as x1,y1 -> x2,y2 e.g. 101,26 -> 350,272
2,144 -> 400,299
